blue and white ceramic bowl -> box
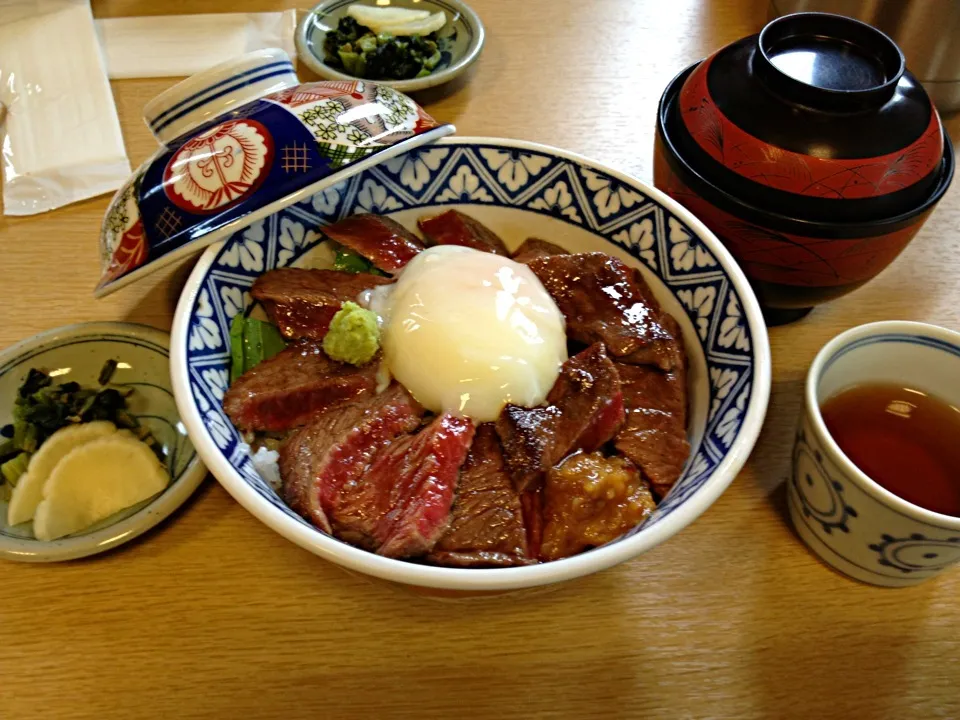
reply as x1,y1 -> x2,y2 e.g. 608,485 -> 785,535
0,323 -> 207,562
791,321 -> 960,587
171,137 -> 772,593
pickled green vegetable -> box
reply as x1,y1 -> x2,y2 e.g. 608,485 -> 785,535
0,362 -> 161,492
1,451 -> 30,489
323,16 -> 449,81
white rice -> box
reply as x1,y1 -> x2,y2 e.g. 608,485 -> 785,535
239,442 -> 282,490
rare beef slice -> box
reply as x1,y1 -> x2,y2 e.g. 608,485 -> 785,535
223,340 -> 379,431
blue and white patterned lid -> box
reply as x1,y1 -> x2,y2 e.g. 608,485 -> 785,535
96,49 -> 454,298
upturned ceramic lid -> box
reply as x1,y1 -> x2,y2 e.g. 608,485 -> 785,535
96,48 -> 454,297
667,13 -> 947,224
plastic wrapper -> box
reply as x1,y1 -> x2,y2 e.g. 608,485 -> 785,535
0,0 -> 130,215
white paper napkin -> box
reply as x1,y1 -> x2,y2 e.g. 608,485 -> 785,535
96,10 -> 298,79
0,0 -> 130,215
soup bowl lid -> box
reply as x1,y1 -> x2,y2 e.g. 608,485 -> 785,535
669,12 -> 946,225
95,49 -> 454,298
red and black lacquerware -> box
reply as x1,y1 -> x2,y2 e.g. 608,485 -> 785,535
654,12 -> 955,325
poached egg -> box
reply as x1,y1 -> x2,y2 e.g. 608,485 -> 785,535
368,245 -> 567,422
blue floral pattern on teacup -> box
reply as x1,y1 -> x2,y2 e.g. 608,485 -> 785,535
870,534 -> 960,573
792,429 -> 859,534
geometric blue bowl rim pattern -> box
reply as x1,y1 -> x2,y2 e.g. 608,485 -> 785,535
173,137 -> 772,591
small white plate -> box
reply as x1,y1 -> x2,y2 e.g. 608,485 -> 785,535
0,322 -> 206,562
296,0 -> 485,93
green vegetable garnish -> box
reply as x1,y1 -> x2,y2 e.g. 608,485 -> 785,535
323,301 -> 380,366
229,314 -> 246,384
0,438 -> 17,463
338,49 -> 366,77
98,358 -> 118,386
323,16 -> 449,81
229,315 -> 288,381
1,452 -> 29,487
333,247 -> 388,276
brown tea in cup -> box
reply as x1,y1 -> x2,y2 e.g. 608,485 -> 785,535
821,383 -> 960,517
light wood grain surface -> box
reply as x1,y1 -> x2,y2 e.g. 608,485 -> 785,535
3,1 -> 960,718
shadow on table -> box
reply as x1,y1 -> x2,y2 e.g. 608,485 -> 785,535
743,525 -> 937,719
409,61 -> 479,115
18,471 -> 218,569
741,375 -> 938,719
122,254 -> 199,330
748,371 -> 803,500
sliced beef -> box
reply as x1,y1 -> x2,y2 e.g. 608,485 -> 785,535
279,384 -> 423,535
545,343 -> 627,452
621,294 -> 687,369
528,252 -> 683,371
496,343 -> 625,492
323,214 -> 424,273
251,268 -> 392,340
375,414 -> 475,558
333,414 -> 474,558
427,424 -> 532,568
521,488 -> 544,561
613,362 -> 690,498
223,341 -> 378,431
512,237 -> 569,264
418,210 -> 510,256
495,405 -> 560,493
540,452 -> 656,561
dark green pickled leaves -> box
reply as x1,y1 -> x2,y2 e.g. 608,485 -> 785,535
323,16 -> 447,81
0,361 -> 161,490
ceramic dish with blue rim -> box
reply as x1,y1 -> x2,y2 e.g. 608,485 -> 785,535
296,0 -> 484,93
0,323 -> 206,562
171,136 -> 772,593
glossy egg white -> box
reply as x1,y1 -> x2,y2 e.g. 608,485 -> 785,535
369,245 -> 567,422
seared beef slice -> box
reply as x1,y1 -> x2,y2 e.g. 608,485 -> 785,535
496,343 -> 625,492
545,343 -> 627,452
334,414 -> 474,558
541,452 -> 656,561
323,214 -> 424,272
511,238 -> 568,264
528,253 -> 683,370
428,424 -> 532,567
252,268 -> 392,340
614,363 -> 690,497
223,341 -> 378,431
418,210 -> 510,256
279,385 -> 423,535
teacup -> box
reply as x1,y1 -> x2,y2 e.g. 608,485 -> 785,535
789,321 -> 960,587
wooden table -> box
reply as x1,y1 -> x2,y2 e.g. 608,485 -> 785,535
3,1 -> 959,717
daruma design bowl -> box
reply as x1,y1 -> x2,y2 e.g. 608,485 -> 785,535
171,137 -> 772,594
